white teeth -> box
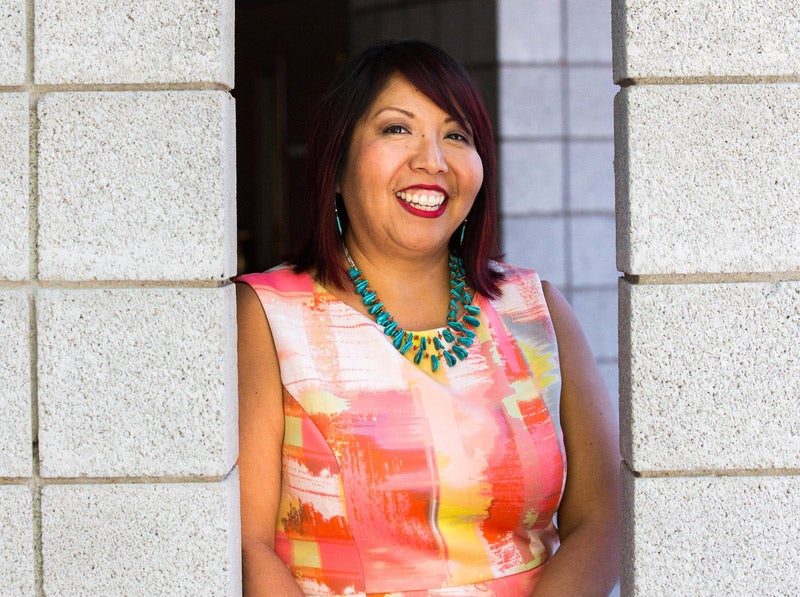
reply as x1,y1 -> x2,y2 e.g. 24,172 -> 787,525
396,190 -> 447,211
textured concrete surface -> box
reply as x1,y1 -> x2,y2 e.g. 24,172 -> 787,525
613,0 -> 800,82
499,66 -> 562,137
37,90 -> 236,281
37,285 -> 237,477
0,0 -> 25,84
0,93 -> 29,281
500,141 -> 563,215
568,67 -> 616,137
498,0 -> 561,63
623,470 -> 800,595
620,280 -> 800,472
42,474 -> 241,596
0,485 -> 34,595
34,0 -> 234,85
0,291 -> 31,477
503,216 -> 566,288
571,288 -> 618,361
569,141 -> 615,212
570,215 -> 618,286
616,84 -> 800,275
568,0 -> 612,63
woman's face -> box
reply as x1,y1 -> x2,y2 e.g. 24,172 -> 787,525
337,73 -> 484,260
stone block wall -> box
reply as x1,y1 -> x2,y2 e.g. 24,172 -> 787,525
0,1 -> 240,594
615,1 -> 800,594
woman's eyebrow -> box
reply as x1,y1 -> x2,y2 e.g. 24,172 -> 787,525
372,106 -> 415,119
372,106 -> 460,126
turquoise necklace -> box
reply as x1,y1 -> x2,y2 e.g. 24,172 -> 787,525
342,244 -> 481,372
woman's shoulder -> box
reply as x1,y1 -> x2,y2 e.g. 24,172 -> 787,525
490,260 -> 544,292
235,264 -> 314,295
489,260 -> 561,320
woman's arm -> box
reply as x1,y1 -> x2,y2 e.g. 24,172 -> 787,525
532,281 -> 621,596
237,283 -> 304,596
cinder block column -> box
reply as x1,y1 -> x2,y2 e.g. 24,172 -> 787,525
614,1 -> 800,594
0,1 -> 239,595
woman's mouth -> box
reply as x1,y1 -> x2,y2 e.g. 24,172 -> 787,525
395,190 -> 447,212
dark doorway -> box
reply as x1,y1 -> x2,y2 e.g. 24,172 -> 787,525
235,0 -> 347,274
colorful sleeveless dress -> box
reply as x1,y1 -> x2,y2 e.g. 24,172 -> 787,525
237,263 -> 566,596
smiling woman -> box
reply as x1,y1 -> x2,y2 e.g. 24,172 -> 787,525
235,40 -> 620,596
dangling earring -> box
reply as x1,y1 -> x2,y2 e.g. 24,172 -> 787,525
335,194 -> 344,237
459,218 -> 467,246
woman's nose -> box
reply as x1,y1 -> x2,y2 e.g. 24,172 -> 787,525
410,135 -> 448,173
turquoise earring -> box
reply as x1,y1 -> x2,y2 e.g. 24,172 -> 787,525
335,195 -> 344,237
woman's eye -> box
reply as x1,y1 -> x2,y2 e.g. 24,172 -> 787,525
384,124 -> 408,135
447,132 -> 470,143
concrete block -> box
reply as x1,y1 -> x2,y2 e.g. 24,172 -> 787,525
568,66 -> 616,137
597,361 -> 619,413
498,0 -> 561,63
34,0 -> 234,86
613,0 -> 800,82
570,215 -> 618,286
569,140 -> 615,213
0,291 -> 31,478
499,141 -> 563,215
0,485 -> 34,594
615,84 -> 800,275
567,0 -> 612,63
623,471 -> 800,595
503,216 -> 566,287
42,474 -> 241,596
37,90 -> 236,282
571,288 -> 618,361
0,93 -> 29,281
37,285 -> 237,478
499,66 -> 562,138
620,280 -> 800,472
0,0 -> 25,84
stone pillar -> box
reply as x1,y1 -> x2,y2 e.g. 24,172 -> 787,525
0,1 -> 240,594
614,1 -> 800,594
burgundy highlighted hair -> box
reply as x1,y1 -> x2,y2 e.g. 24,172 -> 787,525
291,40 -> 504,298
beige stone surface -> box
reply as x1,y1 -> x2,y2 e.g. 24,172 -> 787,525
620,280 -> 800,472
0,0 -> 25,84
613,0 -> 800,82
0,290 -> 31,477
37,285 -> 237,477
0,485 -> 34,594
34,0 -> 234,85
623,470 -> 800,595
37,90 -> 236,282
42,474 -> 241,596
0,92 -> 29,281
616,84 -> 800,275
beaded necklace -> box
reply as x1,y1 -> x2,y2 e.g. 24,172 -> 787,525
342,244 -> 481,372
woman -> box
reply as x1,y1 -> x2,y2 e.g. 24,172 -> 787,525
237,41 -> 619,596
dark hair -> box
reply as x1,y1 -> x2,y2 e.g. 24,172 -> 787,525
292,40 -> 503,297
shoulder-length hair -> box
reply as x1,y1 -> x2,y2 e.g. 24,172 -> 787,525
291,39 -> 503,298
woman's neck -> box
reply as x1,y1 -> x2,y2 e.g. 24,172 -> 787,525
336,239 -> 453,331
